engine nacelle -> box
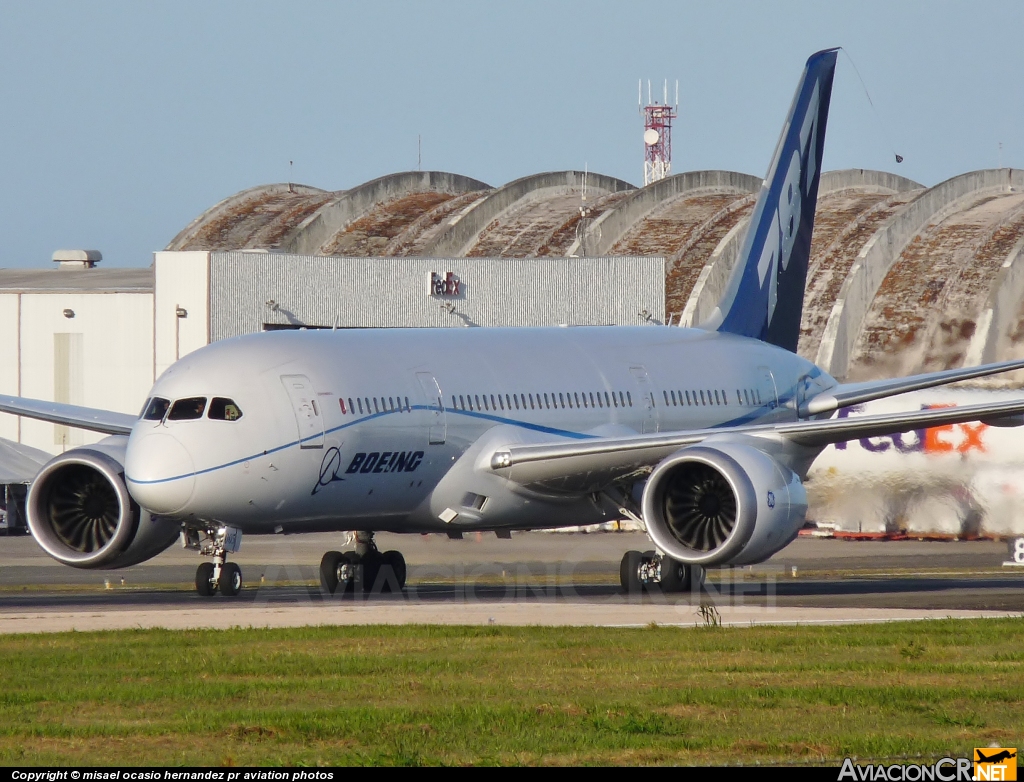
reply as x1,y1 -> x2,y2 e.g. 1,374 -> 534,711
641,440 -> 807,567
27,437 -> 181,569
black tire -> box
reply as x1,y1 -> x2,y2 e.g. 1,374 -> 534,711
319,550 -> 342,595
220,562 -> 242,596
379,550 -> 407,593
619,550 -> 643,594
659,556 -> 691,593
360,551 -> 382,594
195,562 -> 216,597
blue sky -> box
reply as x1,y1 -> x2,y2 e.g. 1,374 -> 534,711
1,1 -> 1021,268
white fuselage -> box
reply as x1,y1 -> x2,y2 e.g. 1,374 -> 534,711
123,326 -> 831,534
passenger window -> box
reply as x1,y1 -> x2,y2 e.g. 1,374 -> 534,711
714,390 -> 720,405
168,397 -> 207,421
529,394 -> 535,410
143,397 -> 170,421
209,397 -> 243,421
626,392 -> 632,407
597,393 -> 603,408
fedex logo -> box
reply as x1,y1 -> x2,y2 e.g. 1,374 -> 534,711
428,271 -> 461,297
834,404 -> 987,454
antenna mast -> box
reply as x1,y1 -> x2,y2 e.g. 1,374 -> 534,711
640,78 -> 678,186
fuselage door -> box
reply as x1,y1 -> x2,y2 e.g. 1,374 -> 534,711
281,374 -> 324,449
757,366 -> 779,417
415,372 -> 446,445
629,365 -> 658,434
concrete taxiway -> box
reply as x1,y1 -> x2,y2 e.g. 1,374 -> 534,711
0,532 -> 1020,633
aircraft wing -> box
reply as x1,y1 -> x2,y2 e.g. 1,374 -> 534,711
801,358 -> 1024,415
0,437 -> 52,483
0,394 -> 135,436
489,397 -> 1024,489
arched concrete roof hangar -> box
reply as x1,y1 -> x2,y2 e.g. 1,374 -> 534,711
169,167 -> 1024,382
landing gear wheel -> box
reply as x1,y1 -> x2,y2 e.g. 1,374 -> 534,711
340,551 -> 361,594
195,562 -> 216,597
620,550 -> 643,594
360,551 -> 382,593
220,562 -> 242,596
320,550 -> 342,595
379,550 -> 407,592
659,556 -> 691,593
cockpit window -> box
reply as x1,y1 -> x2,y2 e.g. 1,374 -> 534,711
142,397 -> 170,421
167,397 -> 207,421
208,397 -> 243,421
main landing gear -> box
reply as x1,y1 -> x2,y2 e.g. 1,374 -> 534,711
320,531 -> 407,596
620,550 -> 705,594
183,526 -> 244,597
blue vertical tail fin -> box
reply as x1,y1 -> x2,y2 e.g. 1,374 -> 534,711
702,48 -> 839,352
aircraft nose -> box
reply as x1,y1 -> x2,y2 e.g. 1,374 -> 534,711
125,432 -> 196,515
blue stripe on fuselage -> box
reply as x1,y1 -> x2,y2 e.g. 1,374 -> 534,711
124,395 -> 796,486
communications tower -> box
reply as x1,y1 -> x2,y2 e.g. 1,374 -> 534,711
640,79 -> 678,186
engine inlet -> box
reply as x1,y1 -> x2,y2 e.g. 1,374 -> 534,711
663,462 -> 737,551
46,464 -> 121,553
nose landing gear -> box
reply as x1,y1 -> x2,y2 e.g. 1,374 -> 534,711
320,531 -> 407,596
184,526 -> 244,597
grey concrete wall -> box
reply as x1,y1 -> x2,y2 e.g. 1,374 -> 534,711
422,171 -> 635,258
815,169 -> 1024,379
166,184 -> 327,251
970,231 -> 1024,364
282,171 -> 491,256
818,169 -> 923,195
584,170 -> 761,257
680,215 -> 751,326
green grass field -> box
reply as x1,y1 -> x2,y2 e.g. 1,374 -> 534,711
0,619 -> 1021,766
